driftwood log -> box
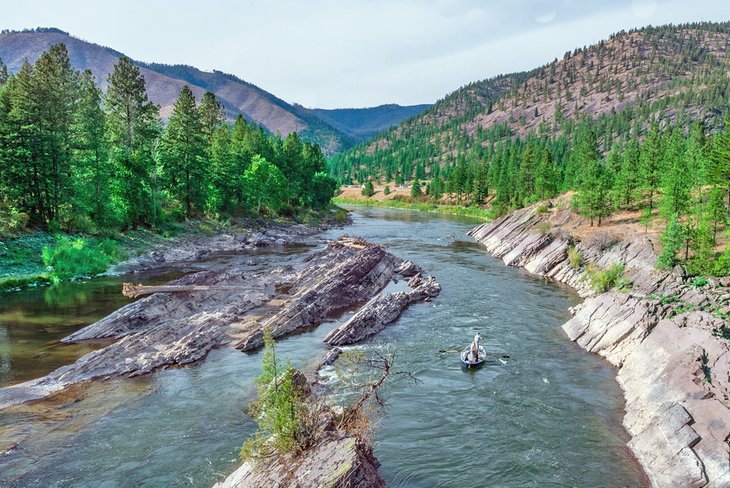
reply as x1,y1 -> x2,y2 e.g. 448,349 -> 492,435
121,283 -> 247,298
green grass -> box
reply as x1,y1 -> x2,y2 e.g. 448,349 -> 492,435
333,197 -> 494,221
0,273 -> 52,291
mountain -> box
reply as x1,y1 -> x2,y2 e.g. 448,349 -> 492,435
309,104 -> 432,141
0,28 -> 429,153
330,22 -> 730,180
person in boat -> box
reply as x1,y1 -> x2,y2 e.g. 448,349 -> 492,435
470,331 -> 481,362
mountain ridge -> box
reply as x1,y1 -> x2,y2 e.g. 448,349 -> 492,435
331,21 -> 730,180
0,28 -> 430,153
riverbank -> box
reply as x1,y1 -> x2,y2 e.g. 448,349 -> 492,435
468,199 -> 730,487
0,210 -> 348,292
333,196 -> 493,220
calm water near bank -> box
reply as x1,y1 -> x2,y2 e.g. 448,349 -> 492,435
0,207 -> 645,487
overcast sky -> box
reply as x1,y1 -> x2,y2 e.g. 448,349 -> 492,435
4,0 -> 730,108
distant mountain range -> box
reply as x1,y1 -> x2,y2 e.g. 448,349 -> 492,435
0,28 -> 430,153
331,22 -> 730,179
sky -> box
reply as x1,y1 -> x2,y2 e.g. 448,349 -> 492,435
3,0 -> 730,108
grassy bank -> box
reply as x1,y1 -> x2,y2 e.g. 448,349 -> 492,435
0,208 -> 347,292
333,197 -> 494,221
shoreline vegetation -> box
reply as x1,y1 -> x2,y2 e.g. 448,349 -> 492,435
0,42 -> 342,292
0,207 -> 347,292
333,196 -> 493,220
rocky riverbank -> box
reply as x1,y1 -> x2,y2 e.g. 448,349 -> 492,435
0,229 -> 441,486
469,201 -> 730,487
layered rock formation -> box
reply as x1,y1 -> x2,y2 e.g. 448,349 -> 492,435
0,237 -> 439,413
469,202 -> 730,487
214,434 -> 385,488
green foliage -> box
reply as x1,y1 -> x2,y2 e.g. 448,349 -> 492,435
568,246 -> 583,269
657,215 -> 684,269
584,262 -> 625,293
242,328 -> 308,461
383,185 -> 391,195
242,156 -> 287,214
0,45 -> 334,239
361,180 -> 375,197
410,179 -> 423,198
41,237 -> 121,281
689,276 -> 708,287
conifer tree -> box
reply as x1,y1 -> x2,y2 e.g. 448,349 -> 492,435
411,178 -> 422,198
639,123 -> 662,209
71,70 -> 110,225
198,91 -> 225,146
660,127 -> 690,218
614,138 -> 640,209
105,56 -> 160,227
0,58 -> 8,85
33,43 -> 79,224
160,85 -> 207,217
657,214 -> 684,269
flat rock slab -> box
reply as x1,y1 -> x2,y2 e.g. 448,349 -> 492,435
214,437 -> 385,488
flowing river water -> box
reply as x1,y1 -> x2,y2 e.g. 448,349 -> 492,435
0,207 -> 646,487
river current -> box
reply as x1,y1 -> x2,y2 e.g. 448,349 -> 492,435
0,207 -> 645,487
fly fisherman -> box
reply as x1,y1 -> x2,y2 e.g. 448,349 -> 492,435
470,331 -> 481,362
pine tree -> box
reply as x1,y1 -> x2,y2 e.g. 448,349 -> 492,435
105,56 -> 161,227
614,138 -> 640,209
411,178 -> 422,198
198,91 -> 225,146
208,125 -> 236,212
33,43 -> 79,225
660,127 -> 690,218
657,214 -> 684,269
160,86 -> 208,217
71,70 -> 110,226
0,58 -> 8,85
361,180 -> 375,197
640,123 -> 663,209
709,115 -> 730,213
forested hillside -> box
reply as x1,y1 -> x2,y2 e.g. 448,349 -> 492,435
0,28 -> 353,153
330,22 -> 730,276
310,103 -> 431,141
0,43 -> 337,234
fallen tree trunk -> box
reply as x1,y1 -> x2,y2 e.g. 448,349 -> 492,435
121,283 -> 248,298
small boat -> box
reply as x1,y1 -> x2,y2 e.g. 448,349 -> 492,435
461,345 -> 486,368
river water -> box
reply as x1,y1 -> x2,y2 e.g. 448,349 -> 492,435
0,207 -> 646,487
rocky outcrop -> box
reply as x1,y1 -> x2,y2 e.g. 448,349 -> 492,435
214,436 -> 385,488
108,220 -> 332,274
0,237 -> 430,410
469,202 -> 730,487
324,273 -> 441,346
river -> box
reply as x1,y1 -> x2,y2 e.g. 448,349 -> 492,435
0,207 -> 646,487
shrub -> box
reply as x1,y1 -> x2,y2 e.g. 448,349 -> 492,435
537,222 -> 551,235
568,246 -> 583,269
585,262 -> 625,293
535,204 -> 549,214
0,197 -> 29,234
689,276 -> 708,287
41,237 -> 121,282
383,185 -> 391,196
333,208 -> 349,224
